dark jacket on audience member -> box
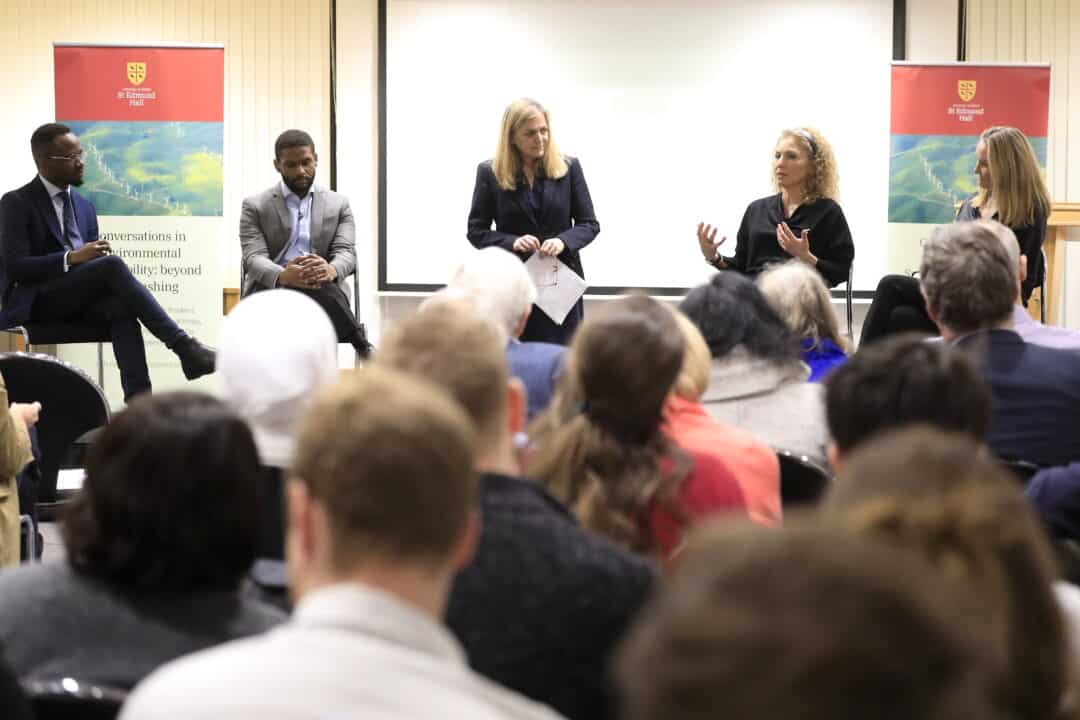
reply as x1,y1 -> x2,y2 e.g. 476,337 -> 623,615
0,562 -> 285,690
1026,463 -> 1080,541
445,473 -> 656,720
0,641 -> 31,720
955,329 -> 1080,468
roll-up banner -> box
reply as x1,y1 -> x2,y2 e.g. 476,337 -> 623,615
888,62 -> 1050,274
53,43 -> 224,406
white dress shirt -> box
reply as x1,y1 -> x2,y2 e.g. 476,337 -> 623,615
120,583 -> 567,720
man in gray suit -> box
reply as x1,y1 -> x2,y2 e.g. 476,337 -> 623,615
239,129 -> 370,356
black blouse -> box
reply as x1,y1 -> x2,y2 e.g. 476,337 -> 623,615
718,193 -> 854,288
956,198 -> 1047,303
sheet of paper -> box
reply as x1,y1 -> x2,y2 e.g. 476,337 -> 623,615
56,468 -> 86,492
524,253 -> 587,325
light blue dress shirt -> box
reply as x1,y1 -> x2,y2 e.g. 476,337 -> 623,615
279,181 -> 314,265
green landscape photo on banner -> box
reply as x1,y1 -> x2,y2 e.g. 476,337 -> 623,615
888,134 -> 1048,224
66,121 -> 224,217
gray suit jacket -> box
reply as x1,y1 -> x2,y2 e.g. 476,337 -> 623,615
239,184 -> 356,299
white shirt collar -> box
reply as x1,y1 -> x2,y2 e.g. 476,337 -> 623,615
39,175 -> 68,199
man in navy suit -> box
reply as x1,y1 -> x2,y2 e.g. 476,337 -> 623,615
921,220 -> 1080,467
0,123 -> 215,400
447,248 -> 565,420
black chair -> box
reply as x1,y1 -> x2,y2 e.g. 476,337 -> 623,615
22,679 -> 126,720
776,449 -> 833,508
1040,246 -> 1048,324
841,262 -> 854,340
0,353 -> 110,509
2,322 -> 111,388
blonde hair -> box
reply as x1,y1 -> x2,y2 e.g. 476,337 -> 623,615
757,259 -> 847,352
492,98 -> 569,191
668,308 -> 712,401
974,126 -> 1050,228
772,126 -> 839,202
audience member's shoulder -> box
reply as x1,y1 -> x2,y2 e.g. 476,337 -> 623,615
480,474 -> 655,585
508,341 -> 566,363
120,633 -> 275,719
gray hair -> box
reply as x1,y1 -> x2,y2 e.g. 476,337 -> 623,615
919,222 -> 1015,334
977,220 -> 1021,272
757,259 -> 846,351
446,248 -> 537,339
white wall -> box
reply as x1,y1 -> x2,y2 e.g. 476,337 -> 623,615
907,0 -> 959,60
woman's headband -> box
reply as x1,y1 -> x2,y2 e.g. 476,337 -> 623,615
792,129 -> 818,157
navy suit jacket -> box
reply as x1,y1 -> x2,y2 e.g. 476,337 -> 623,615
466,156 -> 599,279
956,329 -> 1080,467
0,177 -> 99,327
506,339 -> 566,420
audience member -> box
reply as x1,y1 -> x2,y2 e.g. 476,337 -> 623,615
679,272 -> 827,465
446,247 -> 566,419
757,259 -> 848,381
529,295 -> 746,560
616,521 -> 1008,720
219,289 -> 338,582
0,642 -> 31,720
0,392 -> 283,689
982,219 -> 1080,350
0,371 -> 37,567
822,427 -> 1071,720
920,221 -> 1080,467
663,309 -> 781,526
378,300 -> 654,720
823,334 -> 991,469
1026,463 -> 1080,542
121,368 -> 564,720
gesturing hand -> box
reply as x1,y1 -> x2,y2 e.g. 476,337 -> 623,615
539,238 -> 565,257
68,240 -> 111,266
776,222 -> 815,264
513,235 -> 541,253
697,222 -> 727,266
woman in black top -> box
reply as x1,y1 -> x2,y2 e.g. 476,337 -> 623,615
859,126 -> 1050,346
697,127 -> 854,288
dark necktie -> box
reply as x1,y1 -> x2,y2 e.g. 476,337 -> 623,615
59,191 -> 84,250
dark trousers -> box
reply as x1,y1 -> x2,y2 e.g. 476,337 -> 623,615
289,284 -> 367,349
859,274 -> 939,347
521,299 -> 583,346
30,255 -> 184,399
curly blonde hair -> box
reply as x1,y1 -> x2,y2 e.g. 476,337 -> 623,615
772,126 -> 839,203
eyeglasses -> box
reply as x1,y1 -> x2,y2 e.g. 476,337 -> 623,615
48,151 -> 86,163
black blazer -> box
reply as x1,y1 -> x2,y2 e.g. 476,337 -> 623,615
466,156 -> 599,279
956,329 -> 1080,467
0,177 -> 100,327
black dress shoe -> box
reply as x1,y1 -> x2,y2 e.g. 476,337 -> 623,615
349,327 -> 374,360
174,336 -> 216,380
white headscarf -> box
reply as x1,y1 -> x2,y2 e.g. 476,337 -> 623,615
220,289 -> 338,468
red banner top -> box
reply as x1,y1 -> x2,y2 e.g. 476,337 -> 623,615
54,46 -> 223,122
891,64 -> 1049,137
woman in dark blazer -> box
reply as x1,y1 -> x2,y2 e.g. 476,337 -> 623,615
467,98 -> 600,344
